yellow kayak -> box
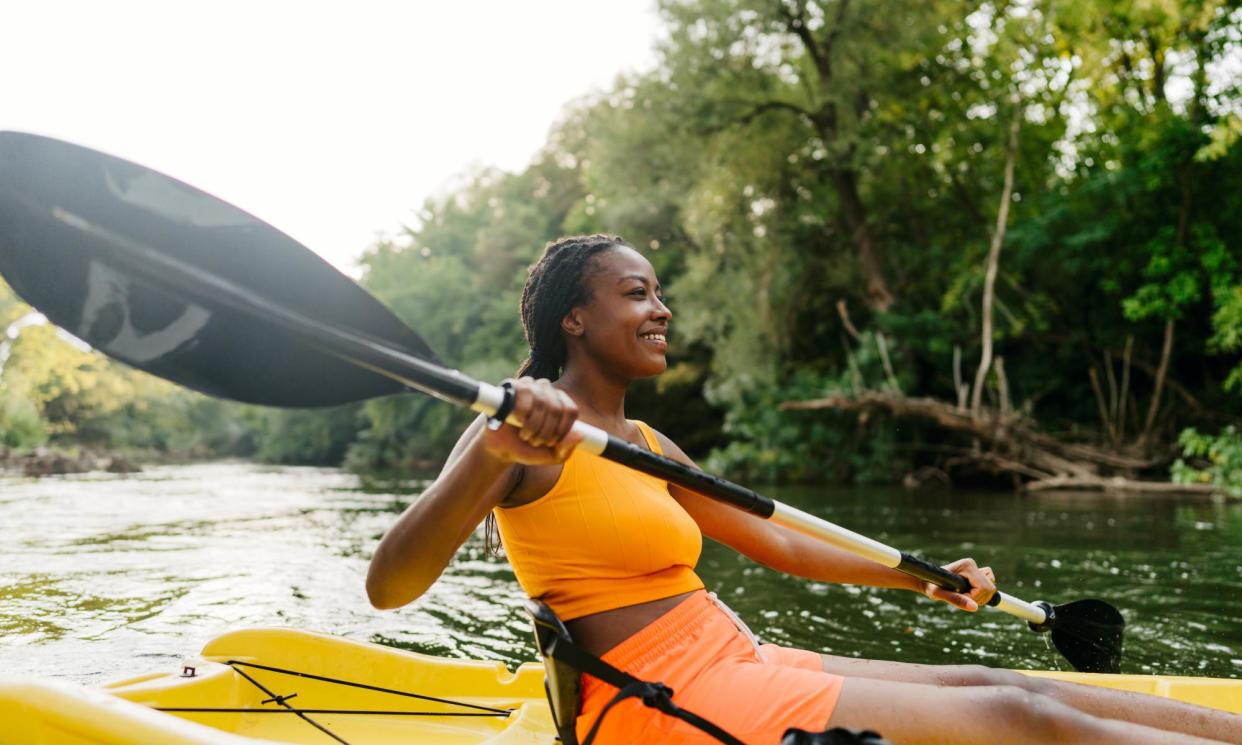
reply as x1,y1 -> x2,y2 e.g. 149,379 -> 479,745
2,628 -> 1239,744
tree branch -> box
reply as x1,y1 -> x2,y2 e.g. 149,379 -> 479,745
836,298 -> 862,342
1117,335 -> 1133,442
1089,366 -> 1117,445
1140,319 -> 1175,446
822,0 -> 851,71
970,104 -> 1022,416
733,99 -> 816,124
1102,347 -> 1203,412
778,0 -> 834,83
696,99 -> 816,137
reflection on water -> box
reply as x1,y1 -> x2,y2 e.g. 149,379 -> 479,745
0,463 -> 1238,684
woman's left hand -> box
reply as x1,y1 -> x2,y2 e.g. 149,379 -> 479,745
922,558 -> 996,612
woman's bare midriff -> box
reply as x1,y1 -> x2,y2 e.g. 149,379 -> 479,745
564,590 -> 699,657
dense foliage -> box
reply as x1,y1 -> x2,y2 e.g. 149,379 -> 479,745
2,1 -> 1240,489
340,0 -> 1242,485
1173,425 -> 1242,496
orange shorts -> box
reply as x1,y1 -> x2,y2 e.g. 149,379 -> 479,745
576,590 -> 844,745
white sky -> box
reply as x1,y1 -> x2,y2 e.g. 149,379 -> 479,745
1,1 -> 661,275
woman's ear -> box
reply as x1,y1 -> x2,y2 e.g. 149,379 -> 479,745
561,309 -> 585,337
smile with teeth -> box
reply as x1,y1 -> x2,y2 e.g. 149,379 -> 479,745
640,333 -> 666,342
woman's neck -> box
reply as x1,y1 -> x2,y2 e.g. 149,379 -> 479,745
555,365 -> 630,433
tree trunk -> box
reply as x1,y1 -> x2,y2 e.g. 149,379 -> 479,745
970,106 -> 1022,416
1089,367 -> 1117,444
831,167 -> 894,312
1117,335 -> 1133,443
781,1 -> 894,314
1136,154 -> 1191,448
1140,319 -> 1175,447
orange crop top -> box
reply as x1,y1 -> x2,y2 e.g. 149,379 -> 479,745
493,420 -> 705,621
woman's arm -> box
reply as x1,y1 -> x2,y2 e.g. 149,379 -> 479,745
366,415 -> 517,609
366,378 -> 580,610
653,430 -> 996,611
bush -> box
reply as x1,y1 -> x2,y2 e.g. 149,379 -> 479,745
1171,426 -> 1242,497
255,404 -> 364,466
0,391 -> 48,449
702,368 -> 911,485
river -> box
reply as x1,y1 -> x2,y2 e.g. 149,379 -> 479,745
1,462 -> 1239,685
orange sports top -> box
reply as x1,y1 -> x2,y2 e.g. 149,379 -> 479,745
493,420 -> 705,621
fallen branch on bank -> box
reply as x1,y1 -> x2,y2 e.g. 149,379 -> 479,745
779,391 -> 1219,496
1021,476 -> 1222,495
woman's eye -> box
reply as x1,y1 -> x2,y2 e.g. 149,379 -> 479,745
629,288 -> 646,297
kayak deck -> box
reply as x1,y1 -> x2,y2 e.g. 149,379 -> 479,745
2,628 -> 1239,744
5,628 -> 556,745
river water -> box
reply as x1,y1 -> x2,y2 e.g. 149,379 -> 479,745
1,462 -> 1239,685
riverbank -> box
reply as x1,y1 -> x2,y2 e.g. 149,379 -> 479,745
0,446 -> 193,477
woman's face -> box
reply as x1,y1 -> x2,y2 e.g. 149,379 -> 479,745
567,245 -> 671,379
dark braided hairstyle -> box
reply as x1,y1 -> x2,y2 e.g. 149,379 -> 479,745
515,233 -> 631,381
483,234 -> 630,556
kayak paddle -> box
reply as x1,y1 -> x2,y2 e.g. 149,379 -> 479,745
0,131 -> 1124,674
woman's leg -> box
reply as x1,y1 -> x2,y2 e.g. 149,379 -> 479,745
819,654 -> 1242,744
828,676 -> 1229,745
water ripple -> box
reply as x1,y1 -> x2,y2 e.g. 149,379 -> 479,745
1,464 -> 1239,684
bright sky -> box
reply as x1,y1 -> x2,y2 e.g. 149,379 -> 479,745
2,1 -> 661,275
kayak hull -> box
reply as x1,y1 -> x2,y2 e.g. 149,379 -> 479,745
3,628 -> 1239,744
1018,669 -> 1242,717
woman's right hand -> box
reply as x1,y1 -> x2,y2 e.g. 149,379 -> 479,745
480,377 -> 583,465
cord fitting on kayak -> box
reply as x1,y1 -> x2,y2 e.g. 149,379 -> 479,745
261,693 -> 298,706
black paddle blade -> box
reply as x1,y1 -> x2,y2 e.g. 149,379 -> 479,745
1048,599 -> 1125,674
0,131 -> 437,407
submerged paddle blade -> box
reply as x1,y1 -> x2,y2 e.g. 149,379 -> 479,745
0,131 -> 435,407
1048,599 -> 1125,674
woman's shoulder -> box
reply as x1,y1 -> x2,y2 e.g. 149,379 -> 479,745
633,421 -> 695,467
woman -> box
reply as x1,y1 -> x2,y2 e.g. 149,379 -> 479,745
368,235 -> 1241,744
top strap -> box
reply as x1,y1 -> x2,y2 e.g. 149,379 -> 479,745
631,420 -> 663,455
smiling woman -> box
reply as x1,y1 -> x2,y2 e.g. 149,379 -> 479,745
364,235 -> 1242,744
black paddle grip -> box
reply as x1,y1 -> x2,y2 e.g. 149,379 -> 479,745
601,435 -> 776,518
897,553 -> 1001,606
898,553 -> 970,592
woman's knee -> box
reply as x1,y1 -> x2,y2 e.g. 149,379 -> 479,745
938,664 -> 1014,687
985,685 -> 1104,741
942,665 -> 1051,693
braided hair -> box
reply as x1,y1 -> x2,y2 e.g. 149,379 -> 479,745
516,234 -> 631,380
483,234 -> 630,556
